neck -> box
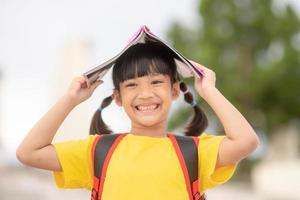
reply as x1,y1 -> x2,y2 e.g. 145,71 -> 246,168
130,123 -> 168,138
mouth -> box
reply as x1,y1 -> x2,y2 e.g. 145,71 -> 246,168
134,104 -> 161,113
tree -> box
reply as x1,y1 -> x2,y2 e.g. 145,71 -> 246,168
167,0 -> 300,138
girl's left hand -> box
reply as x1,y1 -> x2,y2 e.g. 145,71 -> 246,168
189,60 -> 217,99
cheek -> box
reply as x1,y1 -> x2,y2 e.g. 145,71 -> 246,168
120,93 -> 134,108
159,87 -> 173,98
159,91 -> 173,106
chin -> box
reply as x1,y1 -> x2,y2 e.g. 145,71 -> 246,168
138,121 -> 160,127
136,118 -> 164,127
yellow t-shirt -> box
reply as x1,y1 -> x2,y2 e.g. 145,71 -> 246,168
53,133 -> 236,200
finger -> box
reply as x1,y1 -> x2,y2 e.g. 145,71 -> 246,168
189,60 -> 206,76
94,80 -> 103,85
75,76 -> 85,83
194,73 -> 203,82
80,79 -> 88,89
90,80 -> 103,90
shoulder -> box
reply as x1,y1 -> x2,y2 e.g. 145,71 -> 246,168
54,134 -> 98,146
197,132 -> 226,161
53,135 -> 99,156
198,132 -> 225,148
198,132 -> 225,140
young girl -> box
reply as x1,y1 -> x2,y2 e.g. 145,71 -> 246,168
16,42 -> 259,199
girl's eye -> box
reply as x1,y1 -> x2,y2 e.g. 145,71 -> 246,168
125,83 -> 137,88
152,80 -> 163,85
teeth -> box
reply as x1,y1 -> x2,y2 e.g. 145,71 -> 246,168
137,104 -> 158,111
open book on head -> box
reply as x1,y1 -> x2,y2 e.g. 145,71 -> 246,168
83,25 -> 204,87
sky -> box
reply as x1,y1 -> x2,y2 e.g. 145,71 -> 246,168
0,0 -> 299,162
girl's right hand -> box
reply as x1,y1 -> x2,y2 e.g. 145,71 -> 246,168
66,76 -> 103,106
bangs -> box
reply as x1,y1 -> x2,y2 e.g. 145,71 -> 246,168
117,56 -> 173,82
112,43 -> 179,89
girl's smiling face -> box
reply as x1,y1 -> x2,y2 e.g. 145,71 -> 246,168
111,42 -> 181,136
114,73 -> 180,129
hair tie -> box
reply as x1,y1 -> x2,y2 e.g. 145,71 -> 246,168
191,100 -> 197,107
183,88 -> 189,95
97,107 -> 103,112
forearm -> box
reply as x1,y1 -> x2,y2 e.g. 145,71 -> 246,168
16,76 -> 99,170
17,94 -> 76,153
203,87 -> 258,142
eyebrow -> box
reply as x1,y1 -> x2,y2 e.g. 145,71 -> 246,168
149,74 -> 167,78
122,74 -> 168,83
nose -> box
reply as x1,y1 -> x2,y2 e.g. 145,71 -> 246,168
137,84 -> 155,99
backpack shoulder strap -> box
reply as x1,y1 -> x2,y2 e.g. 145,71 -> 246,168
91,133 -> 206,200
91,133 -> 127,200
168,133 -> 206,200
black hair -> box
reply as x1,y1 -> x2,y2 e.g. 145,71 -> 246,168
89,42 -> 208,136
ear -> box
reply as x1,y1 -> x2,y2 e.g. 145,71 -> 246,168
171,81 -> 180,100
113,89 -> 122,107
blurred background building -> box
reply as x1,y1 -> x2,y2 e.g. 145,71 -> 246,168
0,0 -> 300,199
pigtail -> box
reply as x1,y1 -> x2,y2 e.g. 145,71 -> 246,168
89,95 -> 114,135
179,82 -> 208,136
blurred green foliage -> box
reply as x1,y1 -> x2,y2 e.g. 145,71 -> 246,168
167,0 -> 300,136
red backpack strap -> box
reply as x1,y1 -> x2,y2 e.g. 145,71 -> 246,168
91,133 -> 127,200
168,133 -> 206,200
192,136 -> 207,200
